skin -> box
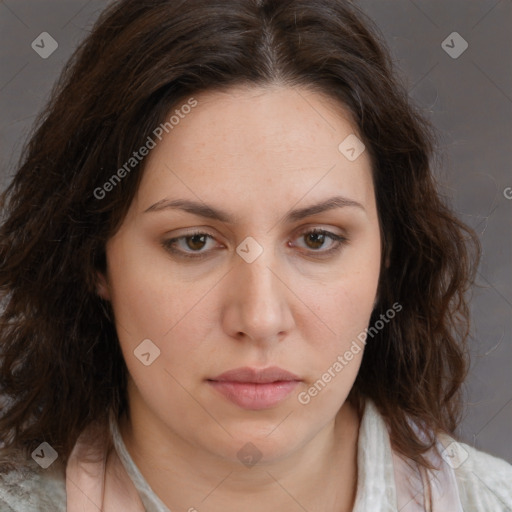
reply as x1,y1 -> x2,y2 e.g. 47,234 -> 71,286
98,84 -> 382,512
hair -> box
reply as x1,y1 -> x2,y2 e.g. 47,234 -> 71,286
0,0 -> 480,471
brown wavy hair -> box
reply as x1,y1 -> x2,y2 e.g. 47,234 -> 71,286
0,0 -> 480,470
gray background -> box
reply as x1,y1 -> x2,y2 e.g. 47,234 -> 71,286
1,0 -> 511,463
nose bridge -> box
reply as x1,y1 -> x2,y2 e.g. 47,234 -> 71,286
238,252 -> 280,317
226,240 -> 294,341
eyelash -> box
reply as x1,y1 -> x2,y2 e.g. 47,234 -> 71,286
161,228 -> 348,260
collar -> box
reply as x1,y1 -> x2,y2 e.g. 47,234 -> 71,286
107,400 -> 399,511
66,399 -> 461,511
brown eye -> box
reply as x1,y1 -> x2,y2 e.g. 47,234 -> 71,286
304,231 -> 327,250
292,228 -> 348,257
162,231 -> 218,259
185,234 -> 208,251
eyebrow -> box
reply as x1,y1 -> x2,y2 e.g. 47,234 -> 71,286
144,195 -> 365,223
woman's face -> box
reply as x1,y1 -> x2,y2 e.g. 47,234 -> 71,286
100,85 -> 381,464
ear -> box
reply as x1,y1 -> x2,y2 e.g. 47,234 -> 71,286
96,271 -> 111,301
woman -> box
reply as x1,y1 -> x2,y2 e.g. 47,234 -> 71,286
0,0 -> 510,510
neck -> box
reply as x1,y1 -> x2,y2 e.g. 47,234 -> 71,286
119,396 -> 360,512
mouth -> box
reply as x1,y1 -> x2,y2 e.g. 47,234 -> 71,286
207,366 -> 302,410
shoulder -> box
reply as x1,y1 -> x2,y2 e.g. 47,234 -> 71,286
0,459 -> 66,512
441,436 -> 512,511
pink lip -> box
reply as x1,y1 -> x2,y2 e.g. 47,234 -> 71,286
207,366 -> 301,410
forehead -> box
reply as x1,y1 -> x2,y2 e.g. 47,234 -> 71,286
135,85 -> 375,217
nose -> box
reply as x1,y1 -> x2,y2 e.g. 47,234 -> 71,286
221,249 -> 296,346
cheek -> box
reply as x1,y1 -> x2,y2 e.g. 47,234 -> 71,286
293,277 -> 376,414
292,233 -> 380,401
301,242 -> 380,344
105,236 -> 195,339
297,275 -> 376,376
104,241 -> 212,418
104,238 -> 218,386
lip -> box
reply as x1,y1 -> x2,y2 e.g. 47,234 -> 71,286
210,366 -> 300,383
207,366 -> 301,410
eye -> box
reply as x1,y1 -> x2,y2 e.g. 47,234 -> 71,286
291,228 -> 348,257
162,231 -> 220,259
162,227 -> 348,261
